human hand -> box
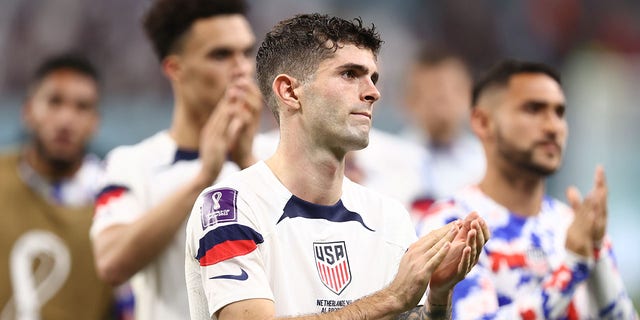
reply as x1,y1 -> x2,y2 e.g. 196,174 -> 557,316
226,79 -> 262,169
385,224 -> 458,311
428,212 -> 489,300
196,85 -> 248,185
565,165 -> 608,256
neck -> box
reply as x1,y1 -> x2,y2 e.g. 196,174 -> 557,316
168,100 -> 208,150
23,144 -> 81,181
266,128 -> 344,205
478,162 -> 546,217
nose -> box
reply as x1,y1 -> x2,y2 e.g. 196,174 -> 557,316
542,110 -> 565,136
361,79 -> 381,103
231,54 -> 253,80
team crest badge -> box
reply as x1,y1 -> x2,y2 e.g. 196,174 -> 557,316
313,241 -> 352,295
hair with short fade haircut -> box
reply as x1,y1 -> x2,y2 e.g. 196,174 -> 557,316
29,53 -> 99,94
256,13 -> 382,123
472,59 -> 561,107
143,0 -> 248,61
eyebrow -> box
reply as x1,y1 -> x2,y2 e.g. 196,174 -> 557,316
338,63 -> 379,84
523,99 -> 565,109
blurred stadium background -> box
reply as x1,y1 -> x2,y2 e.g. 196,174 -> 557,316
0,0 -> 638,308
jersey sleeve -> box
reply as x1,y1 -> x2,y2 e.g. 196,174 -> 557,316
185,186 -> 273,319
91,147 -> 146,238
581,237 -> 639,319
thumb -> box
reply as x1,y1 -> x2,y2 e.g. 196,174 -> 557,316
566,186 -> 582,212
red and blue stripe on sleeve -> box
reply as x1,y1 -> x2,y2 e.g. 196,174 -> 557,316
196,224 -> 264,266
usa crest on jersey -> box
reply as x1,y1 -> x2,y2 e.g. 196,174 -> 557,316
313,241 -> 352,295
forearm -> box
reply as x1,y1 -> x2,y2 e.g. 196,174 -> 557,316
397,303 -> 451,320
587,240 -> 638,318
94,175 -> 211,285
220,288 -> 404,320
285,288 -> 401,320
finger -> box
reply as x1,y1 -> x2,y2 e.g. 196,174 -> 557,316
227,117 -> 245,141
204,102 -> 233,140
423,226 -> 457,261
478,218 -> 490,244
424,241 -> 452,275
594,165 -> 606,191
458,246 -> 472,275
565,186 -> 583,213
243,82 -> 264,114
471,220 -> 484,257
415,223 -> 457,252
466,227 -> 478,266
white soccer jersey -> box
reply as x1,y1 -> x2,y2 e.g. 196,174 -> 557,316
418,186 -> 638,320
185,161 -> 419,319
18,153 -> 103,206
252,128 -> 427,210
91,131 -> 239,320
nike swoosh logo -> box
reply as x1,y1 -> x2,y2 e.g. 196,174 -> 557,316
209,269 -> 248,281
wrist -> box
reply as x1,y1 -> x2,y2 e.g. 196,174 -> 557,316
425,290 -> 452,320
379,287 -> 406,314
192,171 -> 216,191
236,154 -> 257,170
427,288 -> 452,307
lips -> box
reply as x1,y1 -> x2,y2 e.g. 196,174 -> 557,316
350,111 -> 371,119
536,141 -> 561,153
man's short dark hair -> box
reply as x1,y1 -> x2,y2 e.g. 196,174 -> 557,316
472,59 -> 561,107
256,13 -> 383,123
414,45 -> 468,71
143,0 -> 248,61
30,53 -> 99,93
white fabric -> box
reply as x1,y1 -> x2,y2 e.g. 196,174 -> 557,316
401,126 -> 485,200
252,128 -> 427,209
91,131 -> 239,320
18,153 -> 102,207
185,161 -> 419,318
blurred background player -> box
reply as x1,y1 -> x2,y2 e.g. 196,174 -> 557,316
0,54 -> 112,319
418,59 -> 638,319
90,0 -> 262,319
401,46 -> 485,221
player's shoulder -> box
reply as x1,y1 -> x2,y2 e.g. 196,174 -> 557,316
343,177 -> 406,210
196,161 -> 274,205
105,131 -> 172,164
416,186 -> 482,234
541,194 -> 573,218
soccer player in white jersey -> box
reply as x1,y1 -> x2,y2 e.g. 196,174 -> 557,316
185,13 -> 490,320
418,60 -> 639,319
90,0 -> 261,319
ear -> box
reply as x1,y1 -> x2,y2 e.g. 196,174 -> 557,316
272,74 -> 301,111
161,55 -> 181,82
470,106 -> 491,140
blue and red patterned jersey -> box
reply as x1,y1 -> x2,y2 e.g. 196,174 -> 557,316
418,185 -> 638,320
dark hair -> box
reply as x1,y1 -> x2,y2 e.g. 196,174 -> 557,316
256,13 -> 382,123
30,53 -> 99,92
472,59 -> 561,107
143,0 -> 248,61
414,45 -> 468,70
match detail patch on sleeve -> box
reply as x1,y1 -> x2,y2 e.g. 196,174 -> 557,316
201,188 -> 238,229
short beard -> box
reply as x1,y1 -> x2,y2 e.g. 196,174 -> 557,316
496,128 -> 557,177
33,135 -> 83,175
